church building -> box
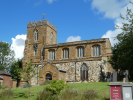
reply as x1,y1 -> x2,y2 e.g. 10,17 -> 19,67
22,19 -> 114,85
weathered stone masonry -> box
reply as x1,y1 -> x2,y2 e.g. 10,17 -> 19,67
22,19 -> 114,86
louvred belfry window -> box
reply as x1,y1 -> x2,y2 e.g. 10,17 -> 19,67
34,29 -> 38,40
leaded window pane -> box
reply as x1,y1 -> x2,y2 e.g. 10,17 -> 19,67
98,46 -> 100,56
86,70 -> 88,80
79,48 -> 80,57
77,47 -> 84,57
96,46 -> 97,56
80,64 -> 88,81
63,49 -> 69,58
66,49 -> 68,58
37,33 -> 38,40
77,48 -> 79,57
35,50 -> 37,56
93,46 -> 100,56
49,50 -> 55,60
80,47 -> 82,57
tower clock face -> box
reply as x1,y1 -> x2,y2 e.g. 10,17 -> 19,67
33,44 -> 38,50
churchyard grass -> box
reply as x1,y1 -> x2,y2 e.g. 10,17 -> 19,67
0,82 -> 111,100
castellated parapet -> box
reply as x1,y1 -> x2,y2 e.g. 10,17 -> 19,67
27,19 -> 57,32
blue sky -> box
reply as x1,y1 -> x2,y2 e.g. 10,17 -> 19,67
0,0 -> 133,59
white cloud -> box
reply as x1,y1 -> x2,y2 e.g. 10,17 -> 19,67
91,0 -> 133,47
11,34 -> 26,60
66,36 -> 81,42
102,29 -> 122,47
46,0 -> 58,4
34,0 -> 43,6
91,0 -> 129,19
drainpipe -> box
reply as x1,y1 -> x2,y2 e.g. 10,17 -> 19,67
37,63 -> 38,86
75,60 -> 77,82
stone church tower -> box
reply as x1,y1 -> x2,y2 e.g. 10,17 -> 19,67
23,19 -> 57,63
22,19 -> 114,86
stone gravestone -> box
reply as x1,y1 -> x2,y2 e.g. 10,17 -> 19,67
111,73 -> 113,82
106,72 -> 111,82
125,70 -> 129,82
113,71 -> 117,82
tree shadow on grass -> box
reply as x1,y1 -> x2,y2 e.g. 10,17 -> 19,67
14,92 -> 26,98
14,92 -> 34,98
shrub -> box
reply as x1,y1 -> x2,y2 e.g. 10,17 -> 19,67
36,90 -> 58,100
0,82 -> 2,88
21,91 -> 29,98
82,90 -> 98,99
14,91 -> 29,98
39,80 -> 51,86
43,80 -> 51,85
44,80 -> 66,95
60,89 -> 81,100
0,89 -> 14,100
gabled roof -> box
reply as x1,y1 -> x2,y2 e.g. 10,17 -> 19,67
0,71 -> 11,76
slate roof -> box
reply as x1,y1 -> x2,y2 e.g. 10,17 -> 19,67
58,69 -> 67,73
0,71 -> 11,76
0,76 -> 3,80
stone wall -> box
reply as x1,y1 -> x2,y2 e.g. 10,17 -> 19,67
59,72 -> 66,81
22,19 -> 114,85
55,60 -> 102,82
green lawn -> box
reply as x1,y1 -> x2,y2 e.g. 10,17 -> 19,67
65,82 -> 110,100
1,82 -> 111,100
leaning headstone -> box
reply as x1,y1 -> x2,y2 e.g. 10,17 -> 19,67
106,72 -> 111,82
111,73 -> 113,82
125,70 -> 129,82
113,71 -> 117,82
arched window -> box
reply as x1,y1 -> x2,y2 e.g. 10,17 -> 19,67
34,29 -> 38,40
63,48 -> 69,59
46,73 -> 52,80
49,50 -> 55,60
80,64 -> 88,81
93,45 -> 100,56
34,50 -> 37,56
77,47 -> 84,57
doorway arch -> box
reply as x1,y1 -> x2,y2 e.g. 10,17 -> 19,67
80,63 -> 88,81
46,73 -> 52,80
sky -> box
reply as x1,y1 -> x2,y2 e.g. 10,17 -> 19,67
0,0 -> 133,60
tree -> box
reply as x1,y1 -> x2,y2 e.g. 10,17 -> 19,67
21,59 -> 39,96
0,41 -> 15,71
10,58 -> 22,87
108,1 -> 133,79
